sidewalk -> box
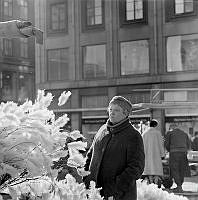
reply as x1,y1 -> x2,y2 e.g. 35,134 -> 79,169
180,176 -> 198,192
168,176 -> 198,200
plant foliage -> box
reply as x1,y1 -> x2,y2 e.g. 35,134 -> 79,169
0,90 -> 88,190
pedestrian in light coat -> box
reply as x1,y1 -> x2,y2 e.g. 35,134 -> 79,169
83,96 -> 145,200
142,119 -> 165,187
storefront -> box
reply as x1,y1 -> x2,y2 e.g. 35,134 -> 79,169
165,106 -> 198,140
165,115 -> 198,138
1,65 -> 35,103
82,117 -> 107,147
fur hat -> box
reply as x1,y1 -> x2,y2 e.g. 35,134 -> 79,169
109,96 -> 132,115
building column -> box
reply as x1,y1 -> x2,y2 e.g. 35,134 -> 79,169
150,84 -> 165,136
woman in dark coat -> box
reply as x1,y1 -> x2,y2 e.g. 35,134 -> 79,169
83,96 -> 145,200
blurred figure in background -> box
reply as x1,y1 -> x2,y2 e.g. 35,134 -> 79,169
192,131 -> 198,151
142,119 -> 165,188
165,124 -> 191,193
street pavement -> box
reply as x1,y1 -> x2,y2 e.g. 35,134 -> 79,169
161,177 -> 198,200
167,176 -> 198,200
179,176 -> 198,192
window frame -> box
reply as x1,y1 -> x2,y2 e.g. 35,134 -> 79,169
120,39 -> 150,76
3,38 -> 13,56
17,72 -> 32,103
1,69 -> 34,103
3,0 -> 13,17
20,38 -> 28,58
119,0 -> 148,26
174,0 -> 194,15
82,44 -> 107,80
166,34 -> 198,73
166,0 -> 198,21
18,0 -> 28,20
47,0 -> 68,35
47,48 -> 70,81
81,0 -> 105,32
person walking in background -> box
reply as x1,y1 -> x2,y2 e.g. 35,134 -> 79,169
192,131 -> 198,151
142,119 -> 165,188
83,96 -> 145,200
165,124 -> 191,193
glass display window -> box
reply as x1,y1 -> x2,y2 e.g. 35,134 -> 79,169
167,34 -> 198,72
120,40 -> 149,75
83,44 -> 106,79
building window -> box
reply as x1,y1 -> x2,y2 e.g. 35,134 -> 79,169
122,92 -> 150,104
20,38 -> 28,58
164,90 -> 198,102
120,40 -> 149,75
18,73 -> 31,103
18,0 -> 28,20
1,71 -> 16,102
82,0 -> 105,30
83,44 -> 106,79
164,90 -> 198,122
120,0 -> 147,25
1,70 -> 33,102
87,0 -> 103,25
47,48 -> 70,81
175,0 -> 194,14
82,95 -> 108,116
167,34 -> 198,72
126,0 -> 143,20
49,2 -> 67,33
166,0 -> 197,20
164,91 -> 187,102
3,39 -> 13,56
3,0 -> 13,17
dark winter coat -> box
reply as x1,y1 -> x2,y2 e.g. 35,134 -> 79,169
192,137 -> 198,151
165,128 -> 191,177
165,128 -> 191,153
84,118 -> 145,200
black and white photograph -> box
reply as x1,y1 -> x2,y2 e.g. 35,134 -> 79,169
0,0 -> 198,200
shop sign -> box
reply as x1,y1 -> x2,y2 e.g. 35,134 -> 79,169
82,118 -> 107,124
82,117 -> 150,124
166,116 -> 198,123
130,117 -> 150,124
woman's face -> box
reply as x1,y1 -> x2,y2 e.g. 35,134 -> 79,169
108,103 -> 127,124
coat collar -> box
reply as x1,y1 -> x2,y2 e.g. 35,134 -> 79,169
106,117 -> 131,134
